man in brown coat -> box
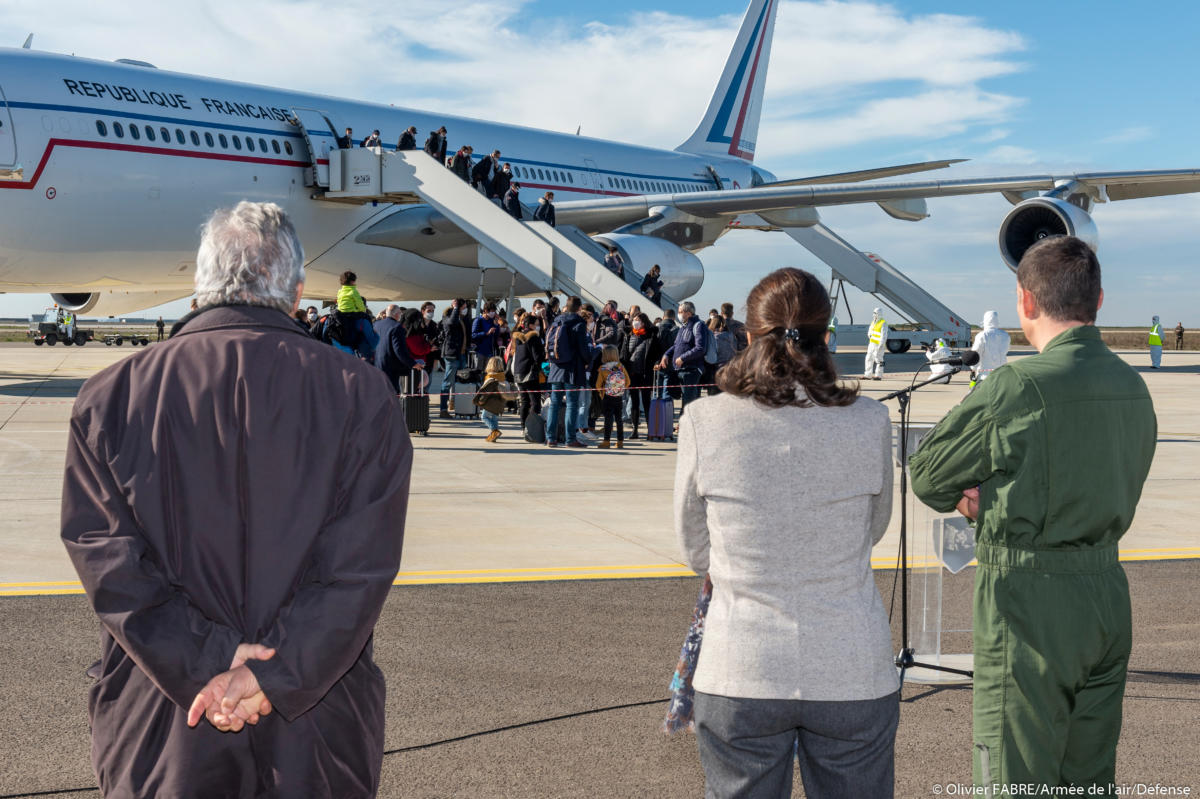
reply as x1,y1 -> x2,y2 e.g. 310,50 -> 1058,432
61,201 -> 412,797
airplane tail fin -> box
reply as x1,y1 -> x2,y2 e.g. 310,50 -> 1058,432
676,0 -> 778,163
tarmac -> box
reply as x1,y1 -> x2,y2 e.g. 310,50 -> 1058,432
0,341 -> 1197,797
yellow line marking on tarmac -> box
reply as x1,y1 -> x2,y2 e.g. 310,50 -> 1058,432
2,550 -> 1197,596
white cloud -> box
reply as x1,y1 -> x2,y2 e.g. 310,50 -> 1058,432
981,144 -> 1038,164
1100,126 -> 1154,145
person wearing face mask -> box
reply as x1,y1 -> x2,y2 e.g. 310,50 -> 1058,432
305,306 -> 320,337
621,312 -> 660,439
471,301 -> 501,361
438,299 -> 471,418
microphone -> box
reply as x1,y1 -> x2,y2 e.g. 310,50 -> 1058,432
930,350 -> 980,368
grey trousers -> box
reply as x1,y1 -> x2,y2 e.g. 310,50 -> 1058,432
694,690 -> 900,799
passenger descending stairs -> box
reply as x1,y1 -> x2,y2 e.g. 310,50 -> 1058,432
320,147 -> 669,315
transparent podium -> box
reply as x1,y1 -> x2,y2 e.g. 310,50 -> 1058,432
894,423 -> 975,685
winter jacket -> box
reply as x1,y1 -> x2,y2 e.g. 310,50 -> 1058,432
621,327 -> 658,383
593,315 -> 620,349
374,317 -> 418,390
503,188 -> 523,220
546,312 -> 593,386
471,157 -> 494,188
451,151 -> 471,181
533,197 -> 556,227
423,132 -> 442,158
336,284 -> 367,314
397,130 -> 416,151
640,272 -> 664,304
440,310 -> 471,358
666,317 -> 708,369
511,330 -> 545,383
656,317 -> 679,357
474,371 -> 510,416
714,330 -> 737,365
492,168 -> 512,198
62,305 -> 410,797
471,315 -> 499,359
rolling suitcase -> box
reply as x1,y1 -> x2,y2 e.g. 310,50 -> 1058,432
647,371 -> 674,442
453,381 -> 480,418
403,370 -> 430,436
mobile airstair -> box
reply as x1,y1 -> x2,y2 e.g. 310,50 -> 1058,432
784,224 -> 971,349
311,143 -> 674,315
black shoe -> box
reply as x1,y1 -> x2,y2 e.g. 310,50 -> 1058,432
630,430 -> 639,440
439,410 -> 451,419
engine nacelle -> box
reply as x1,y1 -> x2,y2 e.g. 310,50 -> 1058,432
50,292 -> 100,314
998,197 -> 1099,272
50,290 -> 189,317
593,233 -> 705,300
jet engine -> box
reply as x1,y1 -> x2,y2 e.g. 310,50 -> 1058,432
50,290 -> 191,317
50,292 -> 100,314
593,233 -> 705,300
998,197 -> 1099,272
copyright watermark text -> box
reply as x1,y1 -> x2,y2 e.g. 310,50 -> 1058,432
931,784 -> 1193,796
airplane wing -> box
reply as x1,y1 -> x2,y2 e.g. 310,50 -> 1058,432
557,169 -> 1200,231
757,159 -> 968,187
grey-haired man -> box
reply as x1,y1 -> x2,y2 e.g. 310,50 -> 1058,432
62,201 -> 412,797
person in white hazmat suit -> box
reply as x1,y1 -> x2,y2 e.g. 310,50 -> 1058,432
863,308 -> 887,379
970,310 -> 1010,385
926,338 -> 954,383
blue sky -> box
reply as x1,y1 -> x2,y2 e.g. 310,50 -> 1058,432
1,0 -> 1197,326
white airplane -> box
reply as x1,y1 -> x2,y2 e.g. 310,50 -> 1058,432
1,0 -> 1198,319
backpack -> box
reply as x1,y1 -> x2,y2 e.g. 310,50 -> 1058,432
701,321 -> 718,365
546,318 -> 574,366
601,367 -> 628,397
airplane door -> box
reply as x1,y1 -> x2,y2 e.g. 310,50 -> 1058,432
583,158 -> 604,192
0,84 -> 17,168
288,108 -> 338,188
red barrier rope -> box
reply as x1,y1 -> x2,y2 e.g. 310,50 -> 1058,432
397,380 -> 719,400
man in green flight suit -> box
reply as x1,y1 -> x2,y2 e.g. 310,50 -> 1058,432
908,236 -> 1157,793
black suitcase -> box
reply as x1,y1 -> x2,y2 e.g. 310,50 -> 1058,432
403,370 -> 431,435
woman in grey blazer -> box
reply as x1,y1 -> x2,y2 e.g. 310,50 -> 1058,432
675,267 -> 899,799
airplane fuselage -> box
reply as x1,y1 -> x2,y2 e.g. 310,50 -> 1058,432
0,48 -> 757,304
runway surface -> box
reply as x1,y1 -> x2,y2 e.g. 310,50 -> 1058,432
1,562 -> 1197,798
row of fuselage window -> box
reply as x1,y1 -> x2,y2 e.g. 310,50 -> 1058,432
506,163 -> 709,194
93,117 -> 711,194
94,118 -> 295,157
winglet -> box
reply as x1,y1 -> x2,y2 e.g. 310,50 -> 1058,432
676,0 -> 778,163
22,34 -> 33,49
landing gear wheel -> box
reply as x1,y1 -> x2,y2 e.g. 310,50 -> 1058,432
886,339 -> 911,354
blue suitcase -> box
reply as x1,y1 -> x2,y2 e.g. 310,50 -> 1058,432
647,371 -> 674,442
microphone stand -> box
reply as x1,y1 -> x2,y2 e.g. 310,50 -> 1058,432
880,364 -> 975,685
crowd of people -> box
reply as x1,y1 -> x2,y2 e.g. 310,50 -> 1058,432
299,286 -> 752,448
335,122 -> 558,225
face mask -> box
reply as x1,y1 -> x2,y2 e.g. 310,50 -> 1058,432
424,311 -> 434,320
461,308 -> 470,317
307,312 -> 317,322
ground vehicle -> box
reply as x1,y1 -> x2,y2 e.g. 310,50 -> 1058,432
29,308 -> 93,346
103,333 -> 151,347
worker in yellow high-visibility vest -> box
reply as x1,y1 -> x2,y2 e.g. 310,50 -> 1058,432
863,308 -> 888,380
1148,315 -> 1163,368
